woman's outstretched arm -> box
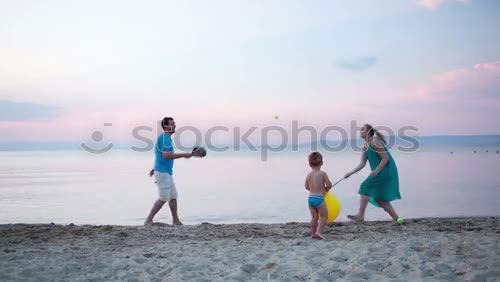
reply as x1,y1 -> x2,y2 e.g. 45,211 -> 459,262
345,149 -> 367,178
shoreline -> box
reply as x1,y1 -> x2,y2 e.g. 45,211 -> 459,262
1,215 -> 498,227
1,217 -> 498,281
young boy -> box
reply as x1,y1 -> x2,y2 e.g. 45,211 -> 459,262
305,152 -> 333,239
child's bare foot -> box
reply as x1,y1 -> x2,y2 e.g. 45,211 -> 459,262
173,220 -> 183,225
347,214 -> 364,222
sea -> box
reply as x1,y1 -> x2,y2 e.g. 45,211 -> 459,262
1,141 -> 499,225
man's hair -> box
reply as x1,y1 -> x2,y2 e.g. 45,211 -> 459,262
308,152 -> 323,167
161,117 -> 174,130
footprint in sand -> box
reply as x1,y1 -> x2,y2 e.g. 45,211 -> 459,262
240,264 -> 258,273
133,257 -> 147,264
364,261 -> 383,271
348,269 -> 370,280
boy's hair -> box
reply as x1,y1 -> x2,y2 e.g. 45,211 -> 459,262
308,152 -> 323,167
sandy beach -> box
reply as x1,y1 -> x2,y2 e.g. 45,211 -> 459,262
0,217 -> 498,281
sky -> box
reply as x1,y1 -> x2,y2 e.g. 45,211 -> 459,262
0,0 -> 499,146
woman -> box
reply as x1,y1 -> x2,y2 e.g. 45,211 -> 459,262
344,124 -> 402,222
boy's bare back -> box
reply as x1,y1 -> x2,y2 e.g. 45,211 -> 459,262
306,170 -> 332,195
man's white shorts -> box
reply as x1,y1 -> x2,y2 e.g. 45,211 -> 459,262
154,171 -> 178,201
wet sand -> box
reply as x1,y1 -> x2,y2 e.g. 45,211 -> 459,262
0,217 -> 499,281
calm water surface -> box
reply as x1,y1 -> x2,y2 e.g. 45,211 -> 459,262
1,145 -> 499,225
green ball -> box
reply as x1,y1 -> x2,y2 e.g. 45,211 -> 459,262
397,217 -> 404,224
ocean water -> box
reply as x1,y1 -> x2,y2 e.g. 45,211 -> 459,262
0,145 -> 499,225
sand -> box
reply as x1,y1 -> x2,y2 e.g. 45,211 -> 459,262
0,217 -> 499,281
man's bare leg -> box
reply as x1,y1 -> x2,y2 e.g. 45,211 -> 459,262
169,199 -> 183,225
145,199 -> 166,226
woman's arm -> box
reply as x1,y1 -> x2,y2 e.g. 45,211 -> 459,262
370,138 -> 389,177
345,149 -> 367,178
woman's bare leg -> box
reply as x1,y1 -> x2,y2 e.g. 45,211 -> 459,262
348,194 -> 368,221
377,200 -> 399,221
358,195 -> 368,219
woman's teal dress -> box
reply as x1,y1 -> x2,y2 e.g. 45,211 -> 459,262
359,144 -> 401,207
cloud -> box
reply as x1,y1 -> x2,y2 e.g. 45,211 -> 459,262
415,0 -> 471,10
345,61 -> 500,135
334,56 -> 377,71
418,61 -> 500,100
0,100 -> 62,121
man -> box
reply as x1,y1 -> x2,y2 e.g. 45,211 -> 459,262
144,117 -> 192,226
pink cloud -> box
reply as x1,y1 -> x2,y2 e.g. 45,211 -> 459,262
416,0 -> 471,10
417,61 -> 500,101
2,60 -> 499,142
346,61 -> 500,135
